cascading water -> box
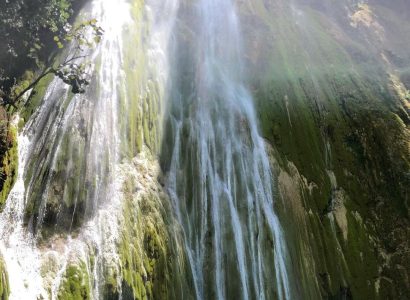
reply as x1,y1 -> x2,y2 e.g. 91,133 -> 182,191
0,0 -> 293,298
0,0 -> 132,298
162,0 -> 292,299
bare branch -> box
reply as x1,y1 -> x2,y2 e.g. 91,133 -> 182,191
62,55 -> 88,65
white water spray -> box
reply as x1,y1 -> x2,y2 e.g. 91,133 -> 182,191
162,0 -> 292,299
0,0 -> 293,298
0,0 -> 132,298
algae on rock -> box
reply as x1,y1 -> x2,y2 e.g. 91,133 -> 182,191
0,257 -> 9,300
57,262 -> 91,300
107,151 -> 194,300
242,1 -> 410,298
0,121 -> 18,211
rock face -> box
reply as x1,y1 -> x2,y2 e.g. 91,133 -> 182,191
0,0 -> 194,298
0,257 -> 9,300
112,153 -> 193,300
239,0 -> 409,298
0,107 -> 17,210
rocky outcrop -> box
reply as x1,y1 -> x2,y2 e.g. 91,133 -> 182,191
57,262 -> 91,300
0,257 -> 9,300
0,1 -> 191,298
108,152 -> 193,300
241,0 -> 409,298
0,108 -> 17,211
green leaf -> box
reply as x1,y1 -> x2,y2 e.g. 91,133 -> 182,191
93,36 -> 101,44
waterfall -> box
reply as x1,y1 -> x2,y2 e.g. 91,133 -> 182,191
0,0 -> 132,298
0,0 -> 292,298
162,0 -> 292,299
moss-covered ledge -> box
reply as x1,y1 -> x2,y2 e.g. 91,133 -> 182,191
0,108 -> 18,211
0,256 -> 9,300
104,151 -> 194,300
57,261 -> 91,300
258,75 -> 409,299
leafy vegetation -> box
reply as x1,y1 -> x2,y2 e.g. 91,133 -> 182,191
0,1 -> 102,219
0,0 -> 104,111
1,19 -> 103,109
0,0 -> 74,82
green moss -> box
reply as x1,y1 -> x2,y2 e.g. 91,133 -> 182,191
0,125 -> 18,210
10,71 -> 35,100
117,0 -> 163,158
22,86 -> 87,234
250,3 -> 409,298
57,262 -> 91,300
117,189 -> 170,300
107,157 -> 194,300
262,73 -> 408,298
19,73 -> 55,125
0,257 -> 9,300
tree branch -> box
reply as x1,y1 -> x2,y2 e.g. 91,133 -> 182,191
11,67 -> 55,105
62,55 -> 87,65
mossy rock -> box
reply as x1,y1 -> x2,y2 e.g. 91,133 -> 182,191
57,262 -> 91,300
105,156 -> 195,300
241,2 -> 410,297
0,257 -> 9,300
0,119 -> 18,211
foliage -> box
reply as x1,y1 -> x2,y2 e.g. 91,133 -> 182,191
53,19 -> 104,94
0,0 -> 74,82
0,19 -> 103,108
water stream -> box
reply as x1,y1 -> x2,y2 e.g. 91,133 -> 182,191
0,0 -> 131,298
0,0 -> 292,299
162,0 -> 292,299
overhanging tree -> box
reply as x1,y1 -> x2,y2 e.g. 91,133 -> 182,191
1,19 -> 103,109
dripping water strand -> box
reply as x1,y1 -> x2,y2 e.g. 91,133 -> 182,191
163,0 -> 292,298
